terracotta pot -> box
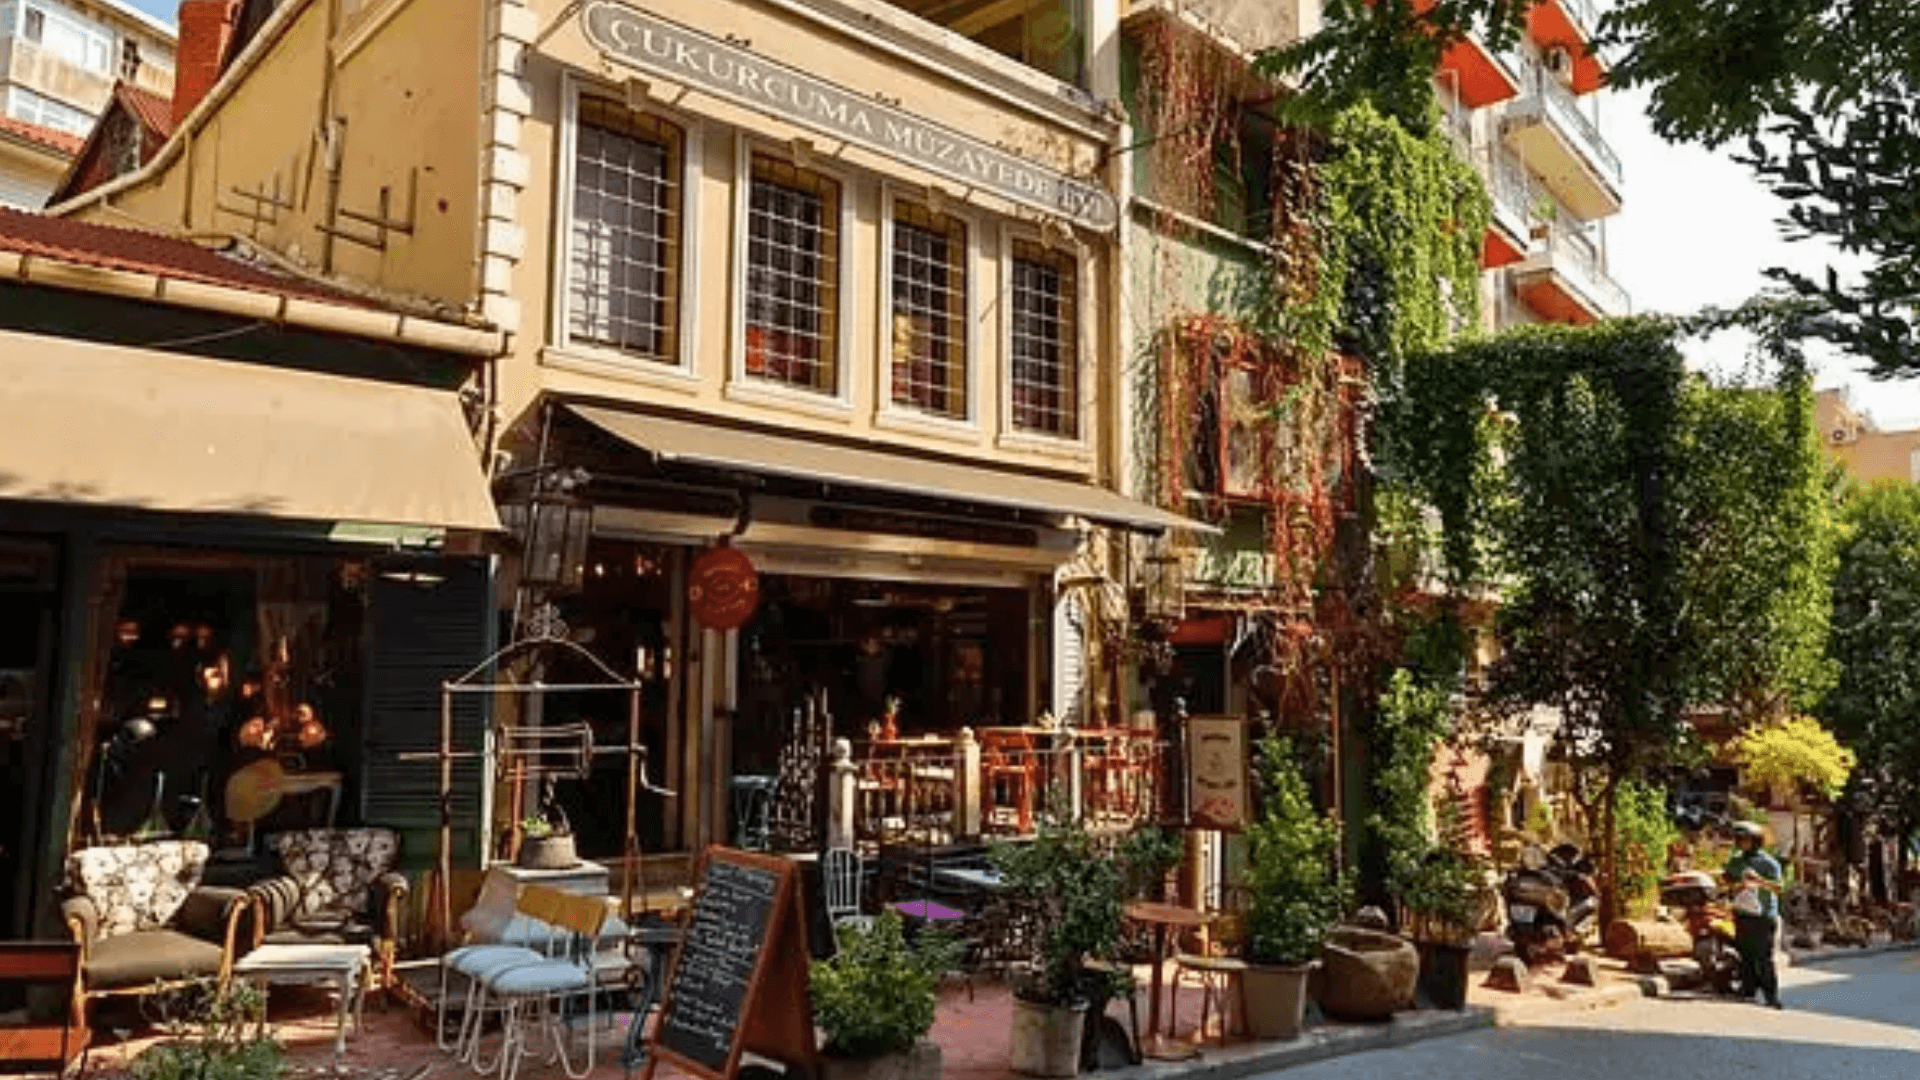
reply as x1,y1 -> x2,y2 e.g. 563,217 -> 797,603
1317,926 -> 1419,1020
1010,998 -> 1086,1077
1242,961 -> 1316,1040
820,1039 -> 942,1080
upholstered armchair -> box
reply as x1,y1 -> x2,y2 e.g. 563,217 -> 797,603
62,840 -> 252,1008
248,828 -> 407,990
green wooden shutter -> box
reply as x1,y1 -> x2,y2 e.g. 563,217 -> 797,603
361,556 -> 494,873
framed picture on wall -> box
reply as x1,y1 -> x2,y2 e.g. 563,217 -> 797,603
1186,714 -> 1251,832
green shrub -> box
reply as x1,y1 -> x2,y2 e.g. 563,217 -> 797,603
1244,736 -> 1350,965
1613,780 -> 1680,918
991,812 -> 1125,1005
130,981 -> 281,1080
1115,825 -> 1186,901
810,912 -> 962,1058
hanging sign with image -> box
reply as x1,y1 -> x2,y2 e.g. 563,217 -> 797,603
689,544 -> 760,631
1186,714 -> 1252,832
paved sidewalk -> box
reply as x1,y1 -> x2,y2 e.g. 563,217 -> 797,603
1464,956 -> 1650,1027
1787,938 -> 1920,968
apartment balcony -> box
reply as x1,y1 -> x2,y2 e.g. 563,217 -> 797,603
1526,0 -> 1605,94
884,0 -> 1088,87
1439,30 -> 1522,107
1509,226 -> 1629,324
1500,65 -> 1622,220
1481,150 -> 1533,268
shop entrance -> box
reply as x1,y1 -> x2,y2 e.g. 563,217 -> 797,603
0,538 -> 58,941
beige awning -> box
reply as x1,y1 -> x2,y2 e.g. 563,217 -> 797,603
569,403 -> 1214,534
0,329 -> 501,531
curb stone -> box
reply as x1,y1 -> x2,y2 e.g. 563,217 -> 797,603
1485,980 -> 1647,1026
1095,1009 -> 1495,1080
1788,940 -> 1920,968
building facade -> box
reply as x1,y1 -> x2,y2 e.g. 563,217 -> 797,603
54,0 -> 1200,877
1817,388 -> 1920,485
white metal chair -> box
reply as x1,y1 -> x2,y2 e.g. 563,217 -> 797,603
482,886 -> 609,1080
823,847 -> 874,938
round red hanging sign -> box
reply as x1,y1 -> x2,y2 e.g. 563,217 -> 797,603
689,544 -> 760,631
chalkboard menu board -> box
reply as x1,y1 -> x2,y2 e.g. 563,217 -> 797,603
643,847 -> 816,1080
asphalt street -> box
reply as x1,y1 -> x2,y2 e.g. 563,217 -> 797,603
1264,950 -> 1920,1080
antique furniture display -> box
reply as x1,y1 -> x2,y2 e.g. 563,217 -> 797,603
247,827 -> 406,992
231,942 -> 372,1056
0,942 -> 87,1075
61,840 -> 251,1012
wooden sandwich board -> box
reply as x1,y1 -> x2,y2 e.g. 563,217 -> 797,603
643,846 -> 817,1080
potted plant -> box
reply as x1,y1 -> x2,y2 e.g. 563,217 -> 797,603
1241,736 -> 1347,1040
810,911 -> 962,1080
515,809 -> 579,871
991,812 -> 1125,1076
1397,801 -> 1487,1010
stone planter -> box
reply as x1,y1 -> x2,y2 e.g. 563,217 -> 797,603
1242,961 -> 1316,1040
1010,998 -> 1086,1077
516,834 -> 579,870
1318,927 -> 1419,1020
820,1039 -> 943,1080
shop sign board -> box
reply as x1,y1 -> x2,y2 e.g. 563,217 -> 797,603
580,1 -> 1121,232
1186,714 -> 1251,832
642,847 -> 815,1080
689,544 -> 760,631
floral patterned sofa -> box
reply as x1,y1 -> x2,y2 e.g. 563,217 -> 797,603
247,828 -> 408,990
61,840 -> 252,1005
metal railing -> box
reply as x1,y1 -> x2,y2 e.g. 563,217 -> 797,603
1487,149 -> 1536,228
1541,225 -> 1631,315
1516,58 -> 1623,186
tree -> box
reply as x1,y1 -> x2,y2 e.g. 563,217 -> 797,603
1824,483 -> 1920,848
1392,319 -> 1836,929
1732,714 -> 1856,805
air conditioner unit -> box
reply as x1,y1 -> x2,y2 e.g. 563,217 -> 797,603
1544,46 -> 1575,86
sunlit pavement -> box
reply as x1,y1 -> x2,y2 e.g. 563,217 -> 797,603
1257,949 -> 1920,1079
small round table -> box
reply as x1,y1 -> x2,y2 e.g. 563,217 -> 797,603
1126,901 -> 1209,1060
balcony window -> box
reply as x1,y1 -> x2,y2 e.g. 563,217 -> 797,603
566,98 -> 685,365
745,153 -> 842,395
884,0 -> 1085,87
889,200 -> 969,420
21,2 -> 112,76
6,85 -> 90,136
1008,238 -> 1078,440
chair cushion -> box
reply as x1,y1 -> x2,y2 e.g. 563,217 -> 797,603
485,960 -> 591,995
271,829 -> 399,923
263,920 -> 377,947
448,944 -> 544,977
84,928 -> 223,989
68,842 -> 210,940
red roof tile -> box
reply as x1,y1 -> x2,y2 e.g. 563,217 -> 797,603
0,206 -> 360,306
116,83 -> 176,142
0,116 -> 84,158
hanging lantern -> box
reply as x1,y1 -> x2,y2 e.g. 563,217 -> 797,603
506,469 -> 594,594
1142,540 -> 1186,624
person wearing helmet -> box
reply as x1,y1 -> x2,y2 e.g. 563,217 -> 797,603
1724,820 -> 1784,1008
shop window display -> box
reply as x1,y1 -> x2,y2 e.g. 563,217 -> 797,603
85,557 -> 367,853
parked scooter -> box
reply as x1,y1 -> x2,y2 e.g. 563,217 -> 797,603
1503,844 -> 1600,965
1659,869 -> 1746,996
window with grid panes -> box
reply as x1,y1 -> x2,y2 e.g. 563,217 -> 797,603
1008,239 -> 1079,439
567,98 -> 683,363
889,200 -> 968,419
745,154 -> 841,394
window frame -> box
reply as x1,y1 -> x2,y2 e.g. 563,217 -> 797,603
545,74 -> 704,390
728,133 -> 855,416
996,223 -> 1090,456
875,183 -> 980,438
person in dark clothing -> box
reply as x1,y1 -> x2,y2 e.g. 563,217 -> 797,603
1724,820 -> 1784,1008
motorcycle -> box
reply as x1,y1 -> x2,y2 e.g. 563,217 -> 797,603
1660,870 -> 1747,996
1503,844 -> 1599,965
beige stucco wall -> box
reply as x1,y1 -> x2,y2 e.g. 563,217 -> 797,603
71,0 -> 485,309
1815,389 -> 1920,485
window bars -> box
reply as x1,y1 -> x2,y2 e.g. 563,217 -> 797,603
1009,238 -> 1079,439
890,200 -> 968,419
568,98 -> 683,363
745,153 -> 841,394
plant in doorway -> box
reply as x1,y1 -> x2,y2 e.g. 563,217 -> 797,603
1242,736 -> 1348,1039
992,811 -> 1126,1076
810,911 -> 962,1080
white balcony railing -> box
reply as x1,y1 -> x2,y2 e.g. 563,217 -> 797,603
1540,225 -> 1630,316
1517,60 -> 1622,185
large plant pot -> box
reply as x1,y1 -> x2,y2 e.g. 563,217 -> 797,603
1010,999 -> 1087,1077
820,1039 -> 943,1080
1318,927 -> 1419,1020
1242,962 -> 1316,1040
1416,942 -> 1472,1011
